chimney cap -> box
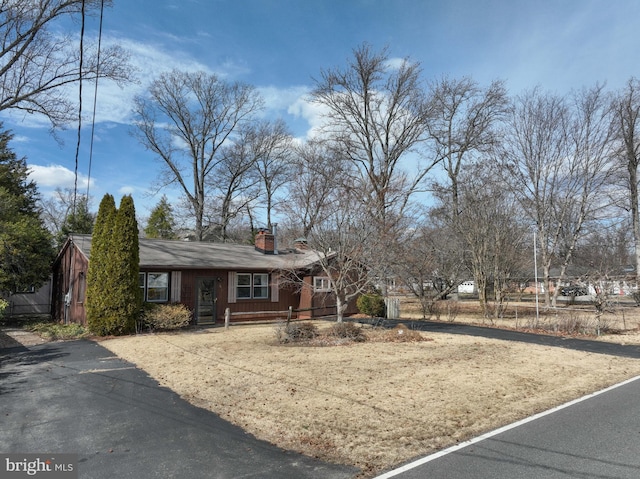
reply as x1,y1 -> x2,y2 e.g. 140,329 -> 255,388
293,237 -> 308,250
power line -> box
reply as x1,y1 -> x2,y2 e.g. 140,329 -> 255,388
86,0 -> 105,201
72,0 -> 86,216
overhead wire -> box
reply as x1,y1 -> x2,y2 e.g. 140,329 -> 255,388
86,0 -> 105,201
72,0 -> 86,216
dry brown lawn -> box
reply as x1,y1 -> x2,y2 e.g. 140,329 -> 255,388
102,318 -> 640,477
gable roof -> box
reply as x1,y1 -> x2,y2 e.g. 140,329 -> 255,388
62,235 -> 321,271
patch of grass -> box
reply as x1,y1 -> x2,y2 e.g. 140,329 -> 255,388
28,321 -> 87,340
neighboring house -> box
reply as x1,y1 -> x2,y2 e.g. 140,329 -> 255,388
52,231 -> 354,326
1,280 -> 52,318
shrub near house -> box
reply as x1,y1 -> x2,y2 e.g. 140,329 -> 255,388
142,303 -> 192,331
357,293 -> 385,317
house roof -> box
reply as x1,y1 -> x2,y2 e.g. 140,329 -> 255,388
65,235 -> 321,271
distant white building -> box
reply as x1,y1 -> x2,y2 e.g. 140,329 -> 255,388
457,281 -> 475,294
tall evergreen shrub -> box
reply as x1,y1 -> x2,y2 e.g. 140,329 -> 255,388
86,194 -> 141,335
109,195 -> 141,334
86,194 -> 116,334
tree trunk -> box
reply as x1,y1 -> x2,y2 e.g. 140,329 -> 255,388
336,295 -> 344,323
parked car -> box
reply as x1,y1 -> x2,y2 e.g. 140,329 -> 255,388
561,286 -> 588,296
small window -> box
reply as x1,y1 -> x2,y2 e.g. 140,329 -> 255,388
146,272 -> 169,302
16,285 -> 36,294
77,272 -> 86,303
235,273 -> 269,300
314,276 -> 331,292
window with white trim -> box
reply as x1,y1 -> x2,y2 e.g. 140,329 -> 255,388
314,276 -> 331,292
139,272 -> 169,302
236,273 -> 269,299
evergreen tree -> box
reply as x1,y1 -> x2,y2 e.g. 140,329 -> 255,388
86,194 -> 141,335
0,127 -> 54,293
85,194 -> 116,334
55,195 -> 94,247
144,195 -> 177,239
109,195 -> 141,333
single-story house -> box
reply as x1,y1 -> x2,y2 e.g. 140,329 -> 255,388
52,231 -> 355,326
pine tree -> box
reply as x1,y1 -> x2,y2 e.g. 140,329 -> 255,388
0,127 -> 54,293
55,195 -> 94,247
85,194 -> 116,334
144,195 -> 177,239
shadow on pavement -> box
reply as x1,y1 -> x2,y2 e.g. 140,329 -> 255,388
0,343 -> 69,395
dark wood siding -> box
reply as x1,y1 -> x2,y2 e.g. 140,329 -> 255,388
178,269 -> 302,324
53,249 -> 326,326
52,242 -> 89,325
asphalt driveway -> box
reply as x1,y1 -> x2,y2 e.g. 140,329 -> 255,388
0,339 -> 358,479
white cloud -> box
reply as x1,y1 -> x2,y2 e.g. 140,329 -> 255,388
287,93 -> 332,140
258,85 -> 310,112
28,164 -> 94,191
118,186 -> 135,195
384,57 -> 406,70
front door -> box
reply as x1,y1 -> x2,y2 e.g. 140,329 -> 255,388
196,278 -> 217,324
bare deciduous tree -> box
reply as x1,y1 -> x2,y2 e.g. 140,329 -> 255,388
281,161 -> 377,322
0,0 -> 132,128
426,76 -> 509,219
250,119 -> 294,230
302,189 -> 376,322
277,139 -> 346,239
133,70 -> 263,241
501,86 -> 617,306
390,221 -> 466,319
435,163 -> 529,319
612,78 -> 640,281
311,43 -> 434,228
311,44 -> 438,300
206,126 -> 262,242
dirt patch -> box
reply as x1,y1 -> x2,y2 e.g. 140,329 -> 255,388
102,322 -> 640,477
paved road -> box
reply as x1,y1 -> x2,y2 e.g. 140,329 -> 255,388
375,375 -> 640,478
366,319 -> 640,479
0,340 -> 358,479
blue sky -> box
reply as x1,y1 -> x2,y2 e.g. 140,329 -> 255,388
4,0 -> 640,222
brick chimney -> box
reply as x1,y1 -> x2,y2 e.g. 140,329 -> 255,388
255,229 -> 275,254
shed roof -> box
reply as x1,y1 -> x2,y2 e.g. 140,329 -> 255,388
67,235 -> 321,271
